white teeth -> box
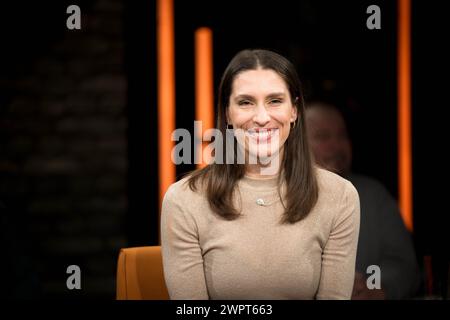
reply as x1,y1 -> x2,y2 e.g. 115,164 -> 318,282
245,129 -> 278,138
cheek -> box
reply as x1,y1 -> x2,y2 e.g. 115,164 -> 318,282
272,111 -> 293,137
272,107 -> 294,125
227,106 -> 237,121
280,124 -> 291,141
229,110 -> 249,126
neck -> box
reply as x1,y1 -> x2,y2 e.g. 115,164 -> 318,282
245,150 -> 282,179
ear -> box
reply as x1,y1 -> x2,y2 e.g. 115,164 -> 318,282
290,105 -> 298,123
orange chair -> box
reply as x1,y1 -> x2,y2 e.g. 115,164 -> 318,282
116,246 -> 170,300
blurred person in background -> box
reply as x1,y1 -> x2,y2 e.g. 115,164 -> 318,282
305,101 -> 420,299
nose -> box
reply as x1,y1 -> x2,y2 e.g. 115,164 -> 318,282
253,104 -> 271,126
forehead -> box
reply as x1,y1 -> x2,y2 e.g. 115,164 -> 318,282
231,69 -> 288,96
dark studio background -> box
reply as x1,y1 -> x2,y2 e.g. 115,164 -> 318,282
0,0 -> 448,299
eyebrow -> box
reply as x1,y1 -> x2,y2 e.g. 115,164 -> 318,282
234,92 -> 286,101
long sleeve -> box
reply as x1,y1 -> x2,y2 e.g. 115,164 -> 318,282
160,185 -> 209,299
316,181 -> 360,299
160,170 -> 360,300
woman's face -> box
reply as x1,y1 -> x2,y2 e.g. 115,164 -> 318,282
227,68 -> 297,163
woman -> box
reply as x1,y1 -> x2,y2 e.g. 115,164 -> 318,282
161,49 -> 360,299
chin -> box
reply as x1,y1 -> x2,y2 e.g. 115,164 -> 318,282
248,147 -> 282,164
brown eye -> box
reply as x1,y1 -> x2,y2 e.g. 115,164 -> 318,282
269,99 -> 283,105
238,100 -> 252,106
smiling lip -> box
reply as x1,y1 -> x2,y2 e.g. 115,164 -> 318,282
245,128 -> 279,143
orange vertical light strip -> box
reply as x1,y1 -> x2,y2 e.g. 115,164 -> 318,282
398,0 -> 413,232
195,27 -> 214,168
157,0 -> 176,210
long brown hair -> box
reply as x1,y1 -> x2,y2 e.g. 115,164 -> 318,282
188,49 -> 318,223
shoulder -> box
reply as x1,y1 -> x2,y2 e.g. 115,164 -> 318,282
315,167 -> 359,201
164,176 -> 190,198
163,176 -> 198,204
162,174 -> 209,215
312,168 -> 360,242
314,167 -> 360,225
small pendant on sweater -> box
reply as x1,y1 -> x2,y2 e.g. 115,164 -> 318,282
256,198 -> 265,206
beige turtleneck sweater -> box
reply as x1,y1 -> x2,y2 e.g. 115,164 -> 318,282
161,168 -> 360,299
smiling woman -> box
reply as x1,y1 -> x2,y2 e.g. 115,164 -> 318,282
160,49 -> 360,300
228,68 -> 298,175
